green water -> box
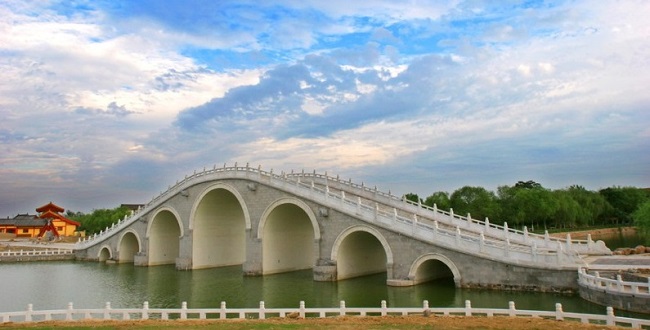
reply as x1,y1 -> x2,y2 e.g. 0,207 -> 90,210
0,261 -> 647,319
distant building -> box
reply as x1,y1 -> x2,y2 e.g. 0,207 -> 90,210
0,202 -> 80,238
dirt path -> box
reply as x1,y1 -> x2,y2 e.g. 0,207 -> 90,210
0,315 -> 635,330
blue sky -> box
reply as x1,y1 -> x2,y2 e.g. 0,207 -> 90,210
1,0 -> 649,216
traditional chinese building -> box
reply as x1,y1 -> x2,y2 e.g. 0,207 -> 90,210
0,202 -> 80,238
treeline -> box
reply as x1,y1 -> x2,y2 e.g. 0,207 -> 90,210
404,181 -> 650,233
66,206 -> 132,235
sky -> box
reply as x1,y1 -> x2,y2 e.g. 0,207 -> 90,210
1,0 -> 649,216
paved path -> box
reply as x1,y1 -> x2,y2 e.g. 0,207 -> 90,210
583,255 -> 650,271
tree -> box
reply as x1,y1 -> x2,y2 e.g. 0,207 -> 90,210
450,186 -> 500,221
403,193 -> 421,204
71,206 -> 131,235
423,191 -> 451,210
633,201 -> 650,244
599,186 -> 648,224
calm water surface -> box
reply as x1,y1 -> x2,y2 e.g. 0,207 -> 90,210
1,261 -> 646,319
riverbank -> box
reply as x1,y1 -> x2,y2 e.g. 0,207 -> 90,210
0,315 -> 636,330
549,226 -> 638,241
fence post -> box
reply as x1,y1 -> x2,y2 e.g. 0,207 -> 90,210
259,301 -> 265,320
142,301 -> 149,320
25,304 -> 33,322
299,301 -> 306,318
381,300 -> 387,316
464,300 -> 472,316
66,302 -> 74,321
180,301 -> 187,320
104,302 -> 111,320
606,307 -> 615,326
339,301 -> 346,316
555,303 -> 564,321
508,301 -> 516,317
220,301 -> 226,319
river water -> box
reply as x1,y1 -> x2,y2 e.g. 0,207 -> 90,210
0,232 -> 647,318
0,261 -> 645,318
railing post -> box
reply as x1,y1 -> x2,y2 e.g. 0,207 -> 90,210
25,304 -> 33,322
299,301 -> 305,318
587,234 -> 594,251
465,300 -> 472,316
381,300 -> 387,316
142,301 -> 149,320
220,301 -> 226,319
544,230 -> 550,247
508,301 -> 516,317
339,301 -> 346,316
466,213 -> 472,228
423,300 -> 429,310
104,302 -> 111,320
606,307 -> 615,326
555,303 -> 564,320
616,275 -> 623,291
566,233 -> 572,252
259,301 -> 265,320
180,301 -> 187,320
503,222 -> 509,239
450,208 -> 454,219
66,302 -> 74,321
523,226 -> 528,243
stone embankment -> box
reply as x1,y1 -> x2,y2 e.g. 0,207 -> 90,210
612,245 -> 650,256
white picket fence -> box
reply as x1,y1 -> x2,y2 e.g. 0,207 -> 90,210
1,300 -> 649,328
0,249 -> 74,257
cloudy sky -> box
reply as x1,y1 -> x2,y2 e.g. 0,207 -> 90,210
1,0 -> 649,216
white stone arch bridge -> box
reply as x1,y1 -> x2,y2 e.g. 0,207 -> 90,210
75,164 -> 612,290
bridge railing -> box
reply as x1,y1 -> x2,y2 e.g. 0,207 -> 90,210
578,268 -> 650,297
300,179 -> 583,267
285,172 -> 608,255
2,300 -> 649,329
0,249 -> 74,257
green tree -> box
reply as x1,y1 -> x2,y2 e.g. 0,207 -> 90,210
599,186 -> 648,224
497,183 -> 558,230
423,191 -> 451,210
633,201 -> 650,244
450,186 -> 500,221
565,185 -> 610,226
403,193 -> 421,204
71,206 -> 131,235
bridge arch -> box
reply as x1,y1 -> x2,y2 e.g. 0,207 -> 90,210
190,183 -> 250,269
147,207 -> 182,266
117,229 -> 141,263
98,245 -> 112,262
331,225 -> 394,280
259,198 -> 320,274
408,253 -> 461,287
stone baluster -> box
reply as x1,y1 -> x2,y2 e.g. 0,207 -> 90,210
523,226 -> 528,243
555,303 -> 563,320
220,301 -> 227,319
259,301 -> 266,319
565,233 -> 572,252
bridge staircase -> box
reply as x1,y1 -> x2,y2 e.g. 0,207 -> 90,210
76,164 -> 611,270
